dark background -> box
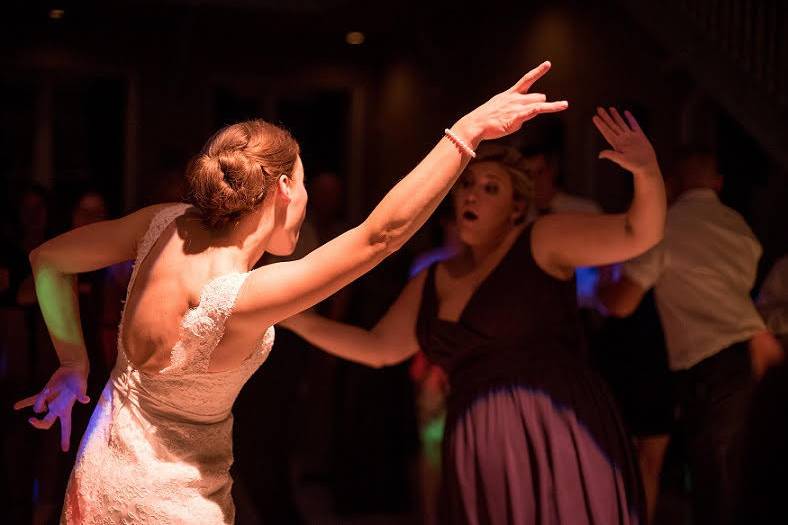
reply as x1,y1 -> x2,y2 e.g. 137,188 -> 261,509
1,1 -> 786,523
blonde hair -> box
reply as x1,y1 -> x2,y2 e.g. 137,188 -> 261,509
466,142 -> 534,209
186,119 -> 300,228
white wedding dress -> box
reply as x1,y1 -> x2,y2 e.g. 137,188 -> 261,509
62,204 -> 274,524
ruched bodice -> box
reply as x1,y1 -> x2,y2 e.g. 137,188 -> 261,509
62,204 -> 274,524
416,225 -> 585,412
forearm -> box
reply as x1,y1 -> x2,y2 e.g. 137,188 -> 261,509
623,165 -> 666,254
361,119 -> 481,252
285,312 -> 393,368
596,282 -> 621,316
597,282 -> 638,317
30,251 -> 89,372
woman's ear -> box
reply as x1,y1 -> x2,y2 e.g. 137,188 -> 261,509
277,175 -> 292,202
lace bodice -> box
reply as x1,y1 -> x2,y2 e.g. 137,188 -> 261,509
62,203 -> 274,524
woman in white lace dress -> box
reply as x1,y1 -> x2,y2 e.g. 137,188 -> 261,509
13,62 -> 566,524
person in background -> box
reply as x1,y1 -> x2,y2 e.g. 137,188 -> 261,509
522,144 -> 603,218
1,183 -> 53,524
734,253 -> 788,524
598,148 -> 783,525
522,144 -> 603,308
408,203 -> 456,525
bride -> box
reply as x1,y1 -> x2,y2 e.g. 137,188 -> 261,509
13,62 -> 566,523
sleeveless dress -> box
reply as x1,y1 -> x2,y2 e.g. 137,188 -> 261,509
61,204 -> 274,524
416,226 -> 644,525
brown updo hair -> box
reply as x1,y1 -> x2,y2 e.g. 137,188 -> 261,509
186,119 -> 300,228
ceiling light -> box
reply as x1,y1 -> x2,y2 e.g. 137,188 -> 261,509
345,32 -> 365,45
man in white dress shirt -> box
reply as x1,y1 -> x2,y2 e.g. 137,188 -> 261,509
599,149 -> 783,525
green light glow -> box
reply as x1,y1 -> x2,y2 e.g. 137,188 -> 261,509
420,413 -> 446,467
34,265 -> 87,351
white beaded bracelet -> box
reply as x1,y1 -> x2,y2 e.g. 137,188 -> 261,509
444,128 -> 476,158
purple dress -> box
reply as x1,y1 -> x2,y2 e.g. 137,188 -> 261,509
416,226 -> 644,524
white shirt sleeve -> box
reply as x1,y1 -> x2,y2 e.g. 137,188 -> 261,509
623,241 -> 667,290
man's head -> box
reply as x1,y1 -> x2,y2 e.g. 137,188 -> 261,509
520,145 -> 561,210
671,147 -> 721,196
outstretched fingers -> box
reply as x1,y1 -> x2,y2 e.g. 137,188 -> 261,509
29,411 -> 57,430
521,93 -> 547,104
515,100 -> 568,127
596,107 -> 623,136
624,110 -> 642,133
609,107 -> 630,132
592,115 -> 619,146
509,61 -> 552,93
536,100 -> 569,114
60,413 -> 72,452
13,394 -> 38,410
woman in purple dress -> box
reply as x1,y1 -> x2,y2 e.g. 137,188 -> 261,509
282,107 -> 665,524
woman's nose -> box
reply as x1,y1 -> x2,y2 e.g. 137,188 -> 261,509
463,187 -> 478,203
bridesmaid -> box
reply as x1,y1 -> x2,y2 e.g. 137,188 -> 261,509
281,107 -> 665,524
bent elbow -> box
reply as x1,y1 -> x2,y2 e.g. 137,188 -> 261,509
28,245 -> 47,269
647,216 -> 666,246
368,223 -> 408,258
598,290 -> 636,318
358,351 -> 389,369
368,359 -> 387,370
28,244 -> 66,277
628,227 -> 663,260
648,224 -> 665,250
377,347 -> 414,368
607,303 -> 635,318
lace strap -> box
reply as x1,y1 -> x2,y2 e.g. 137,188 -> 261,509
131,203 -> 191,283
161,271 -> 251,374
200,272 -> 251,319
117,203 -> 190,363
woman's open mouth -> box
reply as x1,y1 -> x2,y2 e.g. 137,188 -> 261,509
462,210 -> 478,222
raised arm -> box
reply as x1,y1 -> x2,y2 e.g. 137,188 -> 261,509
236,62 -> 568,326
279,269 -> 429,368
532,107 -> 666,278
13,203 -> 170,451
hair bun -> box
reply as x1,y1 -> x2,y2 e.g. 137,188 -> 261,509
185,120 -> 299,228
217,150 -> 259,191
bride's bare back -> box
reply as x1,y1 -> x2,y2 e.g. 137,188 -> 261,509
121,206 -> 263,373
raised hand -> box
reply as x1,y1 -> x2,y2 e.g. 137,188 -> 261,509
592,107 -> 658,174
14,364 -> 90,452
460,61 -> 568,142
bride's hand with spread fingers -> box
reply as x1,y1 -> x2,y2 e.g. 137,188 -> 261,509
453,61 -> 569,146
14,364 -> 90,452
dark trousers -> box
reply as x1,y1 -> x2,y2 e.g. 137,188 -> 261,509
674,341 -> 755,525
